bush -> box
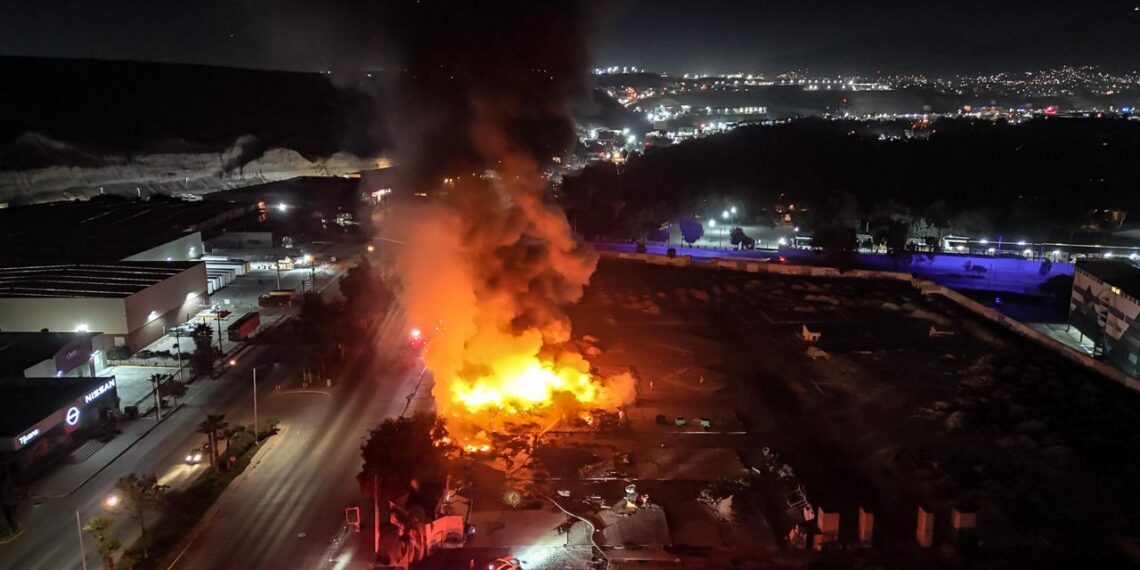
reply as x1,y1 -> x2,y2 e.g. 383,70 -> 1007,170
107,346 -> 132,361
250,418 -> 280,442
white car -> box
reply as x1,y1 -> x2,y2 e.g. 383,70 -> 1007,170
184,447 -> 205,465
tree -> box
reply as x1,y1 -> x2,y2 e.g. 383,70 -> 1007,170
197,414 -> 229,469
189,323 -> 216,376
677,217 -> 704,245
880,220 -> 911,269
114,474 -> 167,560
158,379 -> 188,407
729,227 -> 755,249
358,414 -> 449,502
339,259 -> 374,306
812,224 -> 858,271
83,515 -> 122,570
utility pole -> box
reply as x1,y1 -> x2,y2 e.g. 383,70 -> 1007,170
252,368 -> 258,447
76,511 -> 88,570
275,260 -> 282,290
373,474 -> 380,556
214,317 -> 224,360
151,375 -> 163,423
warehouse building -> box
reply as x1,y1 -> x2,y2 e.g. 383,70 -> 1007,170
0,376 -> 120,480
0,197 -> 256,264
0,262 -> 208,352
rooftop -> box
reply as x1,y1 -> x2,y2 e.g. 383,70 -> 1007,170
0,262 -> 200,298
0,332 -> 95,375
0,197 -> 255,262
0,376 -> 113,436
1076,260 -> 1140,299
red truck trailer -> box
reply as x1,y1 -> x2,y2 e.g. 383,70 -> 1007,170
226,311 -> 260,341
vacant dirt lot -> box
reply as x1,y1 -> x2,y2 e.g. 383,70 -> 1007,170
557,259 -> 1140,568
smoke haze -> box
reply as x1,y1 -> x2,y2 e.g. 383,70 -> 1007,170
372,1 -> 622,430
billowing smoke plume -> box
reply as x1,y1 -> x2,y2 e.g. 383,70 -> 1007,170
374,2 -> 626,433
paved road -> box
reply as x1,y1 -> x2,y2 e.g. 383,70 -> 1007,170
169,310 -> 431,570
0,266 -> 356,570
0,326 -> 307,570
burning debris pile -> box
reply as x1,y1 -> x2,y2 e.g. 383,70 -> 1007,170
379,1 -> 633,447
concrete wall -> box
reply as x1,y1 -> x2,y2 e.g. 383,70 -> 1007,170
123,262 -> 209,351
0,296 -> 127,336
600,250 -> 1140,390
122,231 -> 205,262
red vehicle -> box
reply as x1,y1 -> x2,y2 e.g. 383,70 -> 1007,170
227,312 -> 261,341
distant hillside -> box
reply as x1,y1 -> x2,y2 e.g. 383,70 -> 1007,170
0,56 -> 383,167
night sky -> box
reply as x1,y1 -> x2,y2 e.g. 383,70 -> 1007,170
0,0 -> 1137,75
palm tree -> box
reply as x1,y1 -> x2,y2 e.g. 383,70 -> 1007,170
158,379 -> 187,407
83,515 -> 121,570
197,414 -> 228,468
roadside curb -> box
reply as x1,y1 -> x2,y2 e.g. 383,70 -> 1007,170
162,422 -> 290,570
30,404 -> 186,502
0,527 -> 25,545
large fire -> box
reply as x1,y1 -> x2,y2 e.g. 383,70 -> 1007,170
379,0 -> 621,444
452,358 -> 600,413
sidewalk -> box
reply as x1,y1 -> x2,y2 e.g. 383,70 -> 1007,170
28,405 -> 184,500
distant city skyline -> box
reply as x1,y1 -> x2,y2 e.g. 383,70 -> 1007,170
0,1 -> 1137,75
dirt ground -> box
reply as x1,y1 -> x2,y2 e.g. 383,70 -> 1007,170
540,259 -> 1140,568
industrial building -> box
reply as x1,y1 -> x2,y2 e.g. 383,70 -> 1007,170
0,198 -> 256,263
0,262 -> 208,352
1069,260 -> 1140,375
0,376 -> 120,480
0,332 -> 106,377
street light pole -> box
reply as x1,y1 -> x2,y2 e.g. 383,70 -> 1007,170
275,260 -> 282,290
76,510 -> 88,570
173,329 -> 184,383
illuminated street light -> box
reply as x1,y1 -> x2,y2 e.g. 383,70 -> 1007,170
277,203 -> 288,212
979,238 -> 989,244
1017,240 -> 1026,246
229,359 -> 238,367
708,219 -> 716,227
367,244 -> 375,253
722,210 -> 729,220
104,494 -> 120,510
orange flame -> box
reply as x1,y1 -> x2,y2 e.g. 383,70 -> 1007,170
451,358 -> 600,413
